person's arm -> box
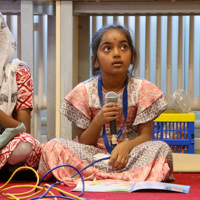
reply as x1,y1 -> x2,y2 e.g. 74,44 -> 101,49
0,108 -> 31,133
0,64 -> 32,133
123,120 -> 153,150
14,65 -> 33,134
15,108 -> 31,133
0,109 -> 20,130
108,120 -> 153,170
77,102 -> 120,146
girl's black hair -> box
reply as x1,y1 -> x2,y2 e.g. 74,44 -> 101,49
91,24 -> 137,76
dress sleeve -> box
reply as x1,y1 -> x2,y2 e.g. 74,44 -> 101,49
60,83 -> 91,129
133,79 -> 167,126
15,65 -> 33,111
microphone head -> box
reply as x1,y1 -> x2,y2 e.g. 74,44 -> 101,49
105,91 -> 118,104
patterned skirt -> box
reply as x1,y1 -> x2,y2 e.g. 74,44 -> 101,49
0,133 -> 42,170
37,139 -> 174,186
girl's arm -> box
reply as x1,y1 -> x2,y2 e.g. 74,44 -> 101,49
15,108 -> 31,133
0,108 -> 31,133
76,118 -> 102,146
108,120 -> 153,169
0,109 -> 20,130
77,103 -> 120,146
0,65 -> 33,134
124,120 -> 153,150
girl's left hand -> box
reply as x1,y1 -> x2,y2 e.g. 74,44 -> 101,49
108,141 -> 131,170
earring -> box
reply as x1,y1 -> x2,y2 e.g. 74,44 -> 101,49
95,63 -> 100,68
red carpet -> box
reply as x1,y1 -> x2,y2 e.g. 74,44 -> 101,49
0,173 -> 200,200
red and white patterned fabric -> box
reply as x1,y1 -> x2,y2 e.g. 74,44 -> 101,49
0,65 -> 42,170
61,75 -> 167,151
0,12 -> 41,170
38,139 -> 173,186
37,75 -> 174,185
0,133 -> 42,170
15,64 -> 33,111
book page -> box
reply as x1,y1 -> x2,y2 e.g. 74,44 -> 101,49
72,181 -> 134,192
72,181 -> 190,194
131,181 -> 190,194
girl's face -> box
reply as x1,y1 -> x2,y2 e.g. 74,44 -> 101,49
95,29 -> 132,76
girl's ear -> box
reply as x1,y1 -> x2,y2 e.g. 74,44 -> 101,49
92,56 -> 100,68
94,57 -> 100,68
130,56 -> 135,65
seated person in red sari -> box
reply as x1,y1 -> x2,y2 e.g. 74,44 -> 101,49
0,12 -> 42,175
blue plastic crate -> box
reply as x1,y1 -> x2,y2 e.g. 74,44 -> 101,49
153,111 -> 195,154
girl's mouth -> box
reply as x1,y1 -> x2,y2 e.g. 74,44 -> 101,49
112,61 -> 123,67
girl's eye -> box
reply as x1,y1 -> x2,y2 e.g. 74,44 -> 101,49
103,46 -> 111,52
121,44 -> 128,50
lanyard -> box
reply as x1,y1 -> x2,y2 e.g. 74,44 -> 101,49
97,75 -> 128,154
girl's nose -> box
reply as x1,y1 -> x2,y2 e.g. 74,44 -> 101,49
113,47 -> 120,58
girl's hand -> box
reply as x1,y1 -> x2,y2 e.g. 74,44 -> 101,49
108,141 -> 131,170
77,103 -> 120,146
107,121 -> 154,170
95,103 -> 120,126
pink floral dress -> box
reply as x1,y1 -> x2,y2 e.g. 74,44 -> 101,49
0,65 -> 42,170
37,75 -> 173,186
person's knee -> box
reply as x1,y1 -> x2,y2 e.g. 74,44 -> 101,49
7,141 -> 33,165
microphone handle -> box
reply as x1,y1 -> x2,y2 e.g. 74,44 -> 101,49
112,136 -> 117,149
110,120 -> 117,148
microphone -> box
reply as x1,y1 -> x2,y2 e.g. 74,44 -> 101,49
105,91 -> 118,149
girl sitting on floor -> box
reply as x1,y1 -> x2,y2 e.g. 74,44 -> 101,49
0,12 -> 42,176
38,24 -> 174,186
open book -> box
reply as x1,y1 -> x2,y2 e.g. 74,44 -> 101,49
72,181 -> 190,194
